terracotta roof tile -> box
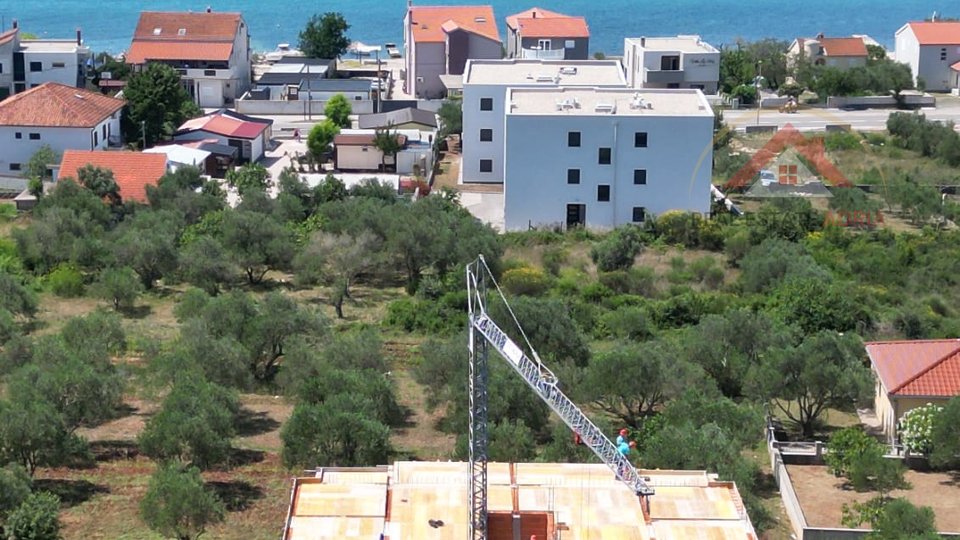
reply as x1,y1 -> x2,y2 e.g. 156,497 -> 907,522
133,11 -> 241,41
818,37 -> 868,57
0,28 -> 17,46
517,16 -> 589,39
126,41 -> 233,63
905,21 -> 960,46
866,340 -> 960,397
506,7 -> 568,29
408,6 -> 499,43
951,60 -> 960,72
58,150 -> 167,203
0,83 -> 123,128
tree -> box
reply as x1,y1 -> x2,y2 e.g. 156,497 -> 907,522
437,99 -> 463,137
123,63 -> 202,146
738,238 -> 829,293
152,320 -> 253,391
25,146 -> 59,182
487,420 -> 536,462
76,165 -> 121,206
769,277 -> 874,334
220,210 -> 295,284
307,120 -> 340,161
0,464 -> 31,522
111,210 -> 181,288
298,12 -> 350,59
373,127 -> 402,171
293,231 -> 379,318
324,94 -> 352,129
748,331 -> 873,438
137,377 -> 238,469
0,397 -> 70,475
4,492 -> 61,540
489,296 -> 590,367
179,237 -> 235,295
931,396 -> 960,469
825,427 -> 879,477
870,498 -> 939,540
590,225 -> 645,271
225,163 -> 270,197
0,271 -> 38,318
93,267 -> 143,311
281,394 -> 391,469
140,462 -> 225,540
866,44 -> 888,63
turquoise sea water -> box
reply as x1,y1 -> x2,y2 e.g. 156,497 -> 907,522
0,0 -> 951,55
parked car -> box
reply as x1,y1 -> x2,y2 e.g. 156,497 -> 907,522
385,42 -> 401,59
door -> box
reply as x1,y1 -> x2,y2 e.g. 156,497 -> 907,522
566,204 -> 585,229
538,39 -> 552,51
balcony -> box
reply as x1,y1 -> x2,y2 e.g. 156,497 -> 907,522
521,48 -> 565,60
175,67 -> 234,80
644,68 -> 685,84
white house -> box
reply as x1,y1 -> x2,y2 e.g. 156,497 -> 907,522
502,87 -> 714,231
0,82 -> 123,174
0,23 -> 91,99
298,79 -> 373,103
895,21 -> 960,92
786,34 -> 873,70
462,58 -> 627,184
334,128 -> 434,175
126,10 -> 252,107
173,109 -> 272,163
622,36 -> 720,94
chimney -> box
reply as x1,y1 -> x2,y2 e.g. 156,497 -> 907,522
12,19 -> 17,30
205,5 -> 212,13
533,11 -> 537,18
76,28 -> 82,46
640,36 -> 645,47
816,32 -> 824,40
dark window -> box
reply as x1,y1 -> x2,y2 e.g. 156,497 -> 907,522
479,159 -> 493,173
9,163 -> 21,171
479,128 -> 493,142
633,169 -> 647,185
598,147 -> 611,165
204,69 -> 216,76
567,131 -> 580,147
941,48 -> 948,61
480,97 -> 493,111
14,132 -> 21,139
597,185 -> 610,202
93,132 -> 98,146
634,132 -> 648,148
0,63 -> 3,74
29,61 -> 42,72
103,125 -> 107,138
632,207 -> 646,222
28,133 -> 40,140
52,62 -> 66,68
567,169 -> 580,184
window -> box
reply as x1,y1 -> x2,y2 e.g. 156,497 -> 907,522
634,132 -> 648,147
103,125 -> 107,138
941,48 -> 948,61
633,169 -> 647,185
9,163 -> 21,171
597,184 -> 610,202
0,63 -> 4,74
632,207 -> 646,223
14,132 -> 21,139
479,128 -> 493,142
52,62 -> 66,68
565,40 -> 576,49
567,131 -> 581,147
778,164 -> 798,185
29,61 -> 42,72
204,69 -> 216,76
538,39 -> 552,51
480,97 -> 493,111
691,84 -> 705,90
479,159 -> 493,173
567,169 -> 580,184
28,133 -> 40,140
598,147 -> 611,165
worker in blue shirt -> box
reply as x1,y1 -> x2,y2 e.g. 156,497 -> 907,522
616,428 -> 628,447
618,440 -> 636,457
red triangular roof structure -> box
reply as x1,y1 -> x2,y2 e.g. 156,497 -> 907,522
724,124 -> 851,190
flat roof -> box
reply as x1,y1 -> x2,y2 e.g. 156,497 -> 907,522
18,39 -> 87,52
625,35 -> 719,53
283,461 -> 757,540
507,87 -> 713,117
464,59 -> 626,86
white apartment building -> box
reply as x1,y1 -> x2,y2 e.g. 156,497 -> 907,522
462,59 -> 627,183
0,24 -> 91,99
503,87 -> 714,231
623,36 -> 720,94
895,21 -> 960,92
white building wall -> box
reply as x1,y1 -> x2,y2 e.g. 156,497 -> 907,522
411,42 -> 447,99
917,44 -> 960,91
0,125 -> 103,174
679,51 -> 720,93
22,48 -> 83,88
623,39 -> 719,93
895,27 -> 922,87
502,112 -> 713,231
337,144 -> 383,171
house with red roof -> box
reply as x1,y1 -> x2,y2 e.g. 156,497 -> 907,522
505,7 -> 590,61
56,150 -> 168,204
787,33 -> 876,70
173,109 -> 272,163
866,339 -> 960,442
126,9 -> 251,107
403,4 -> 502,99
895,21 -> 960,92
0,82 -> 123,175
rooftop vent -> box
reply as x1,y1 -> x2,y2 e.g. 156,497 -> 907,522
474,16 -> 486,23
555,98 -> 576,111
558,66 -> 578,75
153,27 -> 162,35
595,103 -> 616,113
629,93 -> 652,110
73,93 -> 86,100
178,28 -> 187,36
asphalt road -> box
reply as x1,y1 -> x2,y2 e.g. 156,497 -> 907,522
723,100 -> 960,132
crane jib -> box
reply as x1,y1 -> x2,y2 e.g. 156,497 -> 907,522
474,315 -> 523,366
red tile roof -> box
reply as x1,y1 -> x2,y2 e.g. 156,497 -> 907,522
517,16 -> 589,39
951,60 -> 960,72
819,37 -> 868,57
176,112 -> 269,140
0,28 -> 17,46
0,83 -> 123,128
58,150 -> 168,203
408,6 -> 499,43
866,340 -> 960,397
905,21 -> 960,46
126,41 -> 233,63
506,7 -> 568,29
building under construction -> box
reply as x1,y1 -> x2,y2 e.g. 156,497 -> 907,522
281,461 -> 758,539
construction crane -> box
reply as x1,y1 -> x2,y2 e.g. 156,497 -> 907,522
466,256 -> 654,540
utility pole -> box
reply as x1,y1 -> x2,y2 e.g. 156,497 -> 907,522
755,60 -> 763,126
306,62 -> 312,121
141,120 -> 147,149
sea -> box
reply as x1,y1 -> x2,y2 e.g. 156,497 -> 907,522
0,0 -> 952,55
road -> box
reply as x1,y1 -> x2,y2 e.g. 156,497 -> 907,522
723,99 -> 960,132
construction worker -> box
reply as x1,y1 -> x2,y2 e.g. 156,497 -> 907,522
618,440 -> 636,457
616,428 -> 628,447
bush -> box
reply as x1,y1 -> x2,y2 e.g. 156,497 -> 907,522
823,131 -> 861,151
825,427 -> 877,477
590,226 -> 645,272
384,297 -> 465,334
46,264 -> 84,298
655,211 -> 703,247
6,492 -> 61,540
600,306 -> 654,340
598,267 -> 658,297
898,403 -> 943,454
500,267 -> 550,296
541,246 -> 566,277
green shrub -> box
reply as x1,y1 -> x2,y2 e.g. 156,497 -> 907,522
541,246 -> 566,277
690,256 -> 717,282
597,267 -> 658,297
655,211 -> 704,247
863,132 -> 887,147
590,225 -> 645,271
825,427 -> 878,477
0,204 -> 16,222
384,297 -> 465,334
703,267 -> 726,290
823,131 -> 861,151
46,264 -> 85,297
898,404 -> 943,454
500,267 -> 550,296
601,306 -> 654,340
580,282 -> 614,303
